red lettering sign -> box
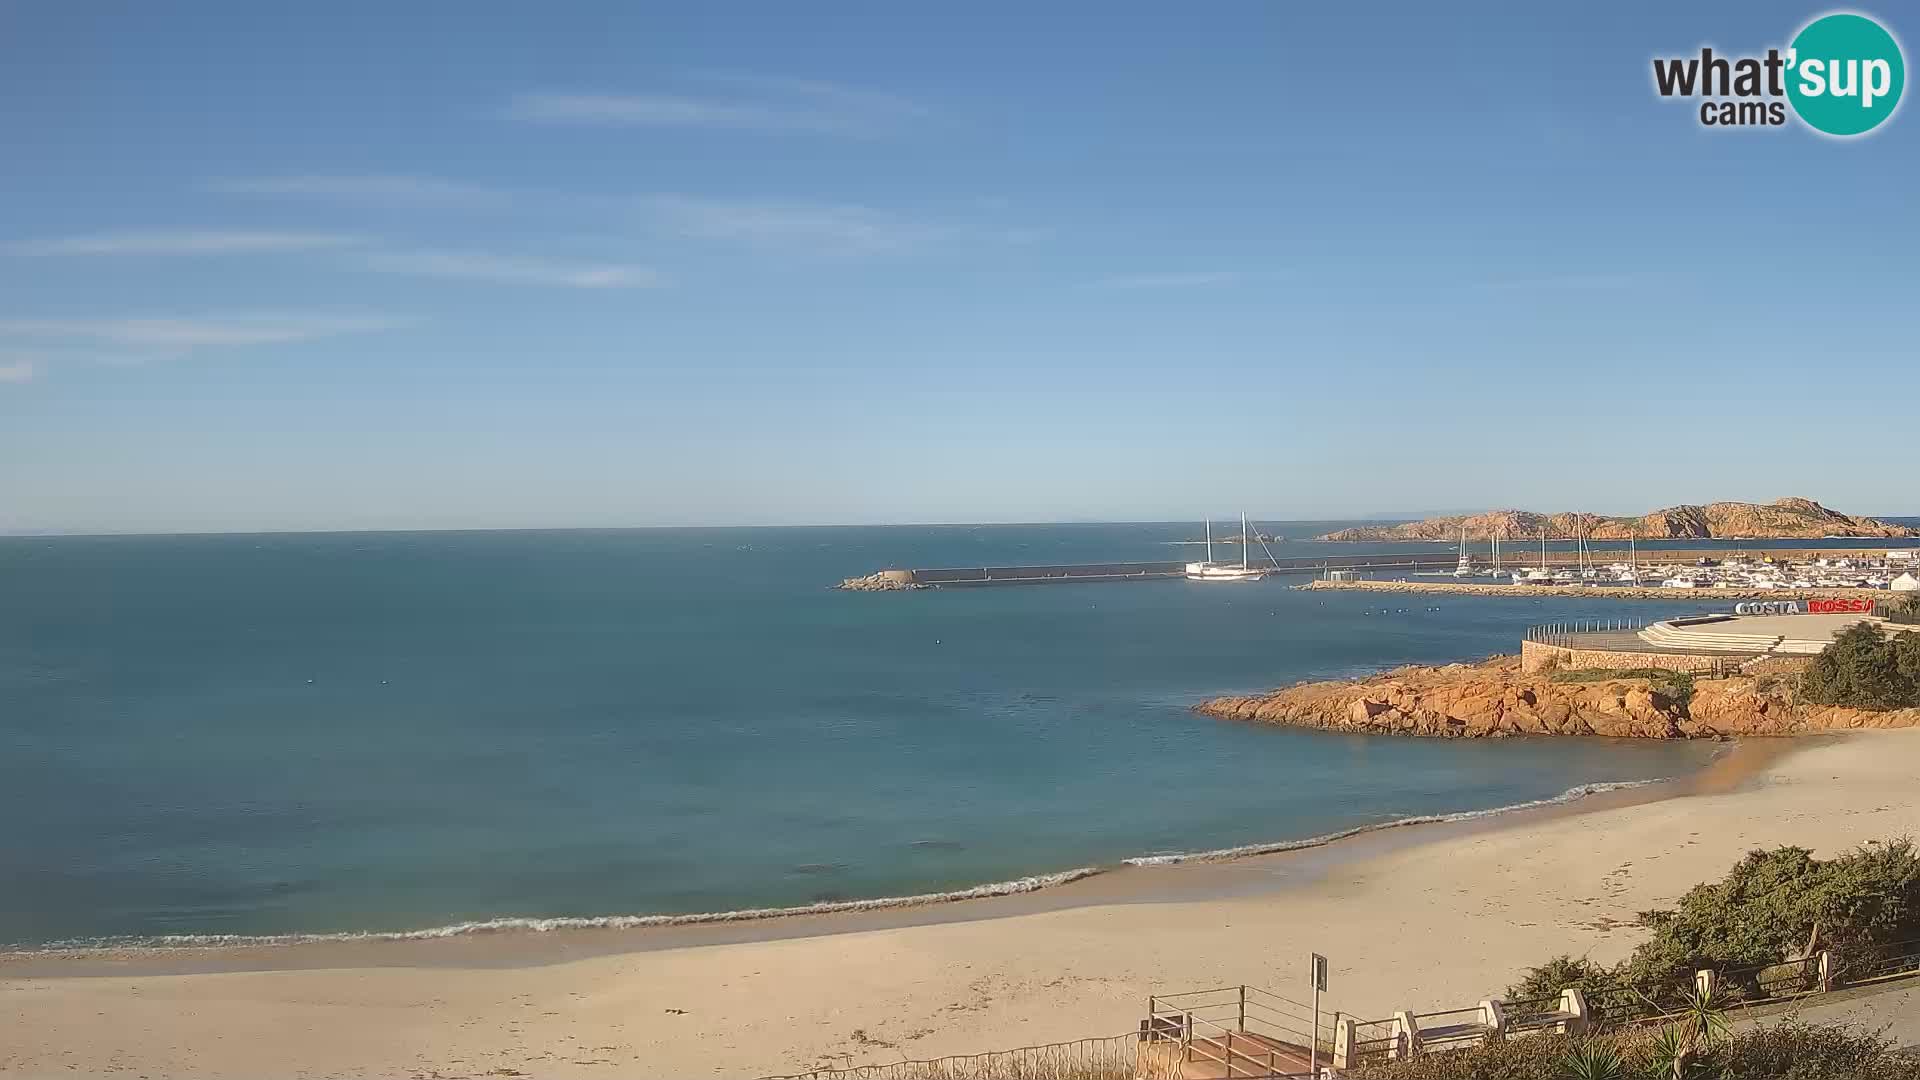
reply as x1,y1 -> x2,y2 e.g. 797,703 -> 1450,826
1808,598 -> 1874,614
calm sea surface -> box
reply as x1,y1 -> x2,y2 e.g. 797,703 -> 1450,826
10,522 -> 1905,947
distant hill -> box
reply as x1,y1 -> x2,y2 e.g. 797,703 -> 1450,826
1316,498 -> 1920,542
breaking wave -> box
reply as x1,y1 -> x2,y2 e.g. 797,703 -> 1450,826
25,778 -> 1666,952
1121,779 -> 1665,866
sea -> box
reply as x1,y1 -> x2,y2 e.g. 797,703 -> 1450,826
3,521 -> 1909,950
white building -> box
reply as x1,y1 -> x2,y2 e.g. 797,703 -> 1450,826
1893,572 -> 1920,593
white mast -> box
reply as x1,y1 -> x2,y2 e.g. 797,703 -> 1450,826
1241,512 -> 1249,571
1206,518 -> 1214,564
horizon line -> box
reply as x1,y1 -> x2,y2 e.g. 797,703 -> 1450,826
4,514 -> 1916,542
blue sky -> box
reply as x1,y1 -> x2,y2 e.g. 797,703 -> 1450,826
2,2 -> 1914,533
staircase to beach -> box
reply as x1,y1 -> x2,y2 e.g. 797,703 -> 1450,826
1142,986 -> 1327,1078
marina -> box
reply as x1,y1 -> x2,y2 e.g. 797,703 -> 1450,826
846,544 -> 1920,592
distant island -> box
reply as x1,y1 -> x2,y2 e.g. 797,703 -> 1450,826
1317,497 -> 1918,542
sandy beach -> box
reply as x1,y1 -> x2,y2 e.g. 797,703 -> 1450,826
5,732 -> 1919,1079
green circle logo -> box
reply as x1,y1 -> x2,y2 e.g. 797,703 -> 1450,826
1787,12 -> 1905,136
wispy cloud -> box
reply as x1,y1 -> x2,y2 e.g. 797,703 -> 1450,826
1088,271 -> 1243,290
360,250 -> 666,289
5,230 -> 366,257
510,76 -> 923,136
0,314 -> 405,349
0,357 -> 37,383
206,174 -> 509,210
643,195 -> 936,255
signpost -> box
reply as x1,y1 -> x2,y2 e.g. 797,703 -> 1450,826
1311,953 -> 1328,1076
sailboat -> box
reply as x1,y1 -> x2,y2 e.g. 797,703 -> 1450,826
1453,524 -> 1475,577
1187,514 -> 1267,582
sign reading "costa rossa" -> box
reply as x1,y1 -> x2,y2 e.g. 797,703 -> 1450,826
1733,598 -> 1878,616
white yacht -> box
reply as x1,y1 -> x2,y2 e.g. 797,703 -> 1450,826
1186,514 -> 1266,583
1453,525 -> 1475,577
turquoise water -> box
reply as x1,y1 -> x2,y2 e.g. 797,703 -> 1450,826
0,523 -> 1784,947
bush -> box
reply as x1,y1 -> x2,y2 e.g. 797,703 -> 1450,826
1346,1023 -> 1914,1080
1886,592 -> 1920,626
1715,1021 -> 1914,1080
1622,840 -> 1920,999
1801,622 -> 1920,710
1546,668 -> 1695,708
1507,956 -> 1624,1002
1506,840 -> 1920,1010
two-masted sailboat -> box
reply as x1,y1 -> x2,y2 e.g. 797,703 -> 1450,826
1186,514 -> 1267,582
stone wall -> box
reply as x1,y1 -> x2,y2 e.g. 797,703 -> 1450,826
1519,639 -> 1741,675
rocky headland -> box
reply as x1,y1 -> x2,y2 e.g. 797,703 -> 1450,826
1318,497 -> 1916,542
1194,656 -> 1920,739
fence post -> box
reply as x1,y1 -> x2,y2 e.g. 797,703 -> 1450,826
1560,987 -> 1590,1035
1333,1019 -> 1357,1070
1392,1010 -> 1420,1058
1695,969 -> 1717,999
1238,984 -> 1246,1032
1818,950 -> 1833,992
1481,998 -> 1507,1041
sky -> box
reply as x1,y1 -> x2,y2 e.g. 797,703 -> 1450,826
2,2 -> 1914,533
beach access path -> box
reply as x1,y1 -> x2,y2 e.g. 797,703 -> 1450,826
5,732 -> 1920,1079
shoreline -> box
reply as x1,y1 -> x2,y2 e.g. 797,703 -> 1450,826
1,734 -> 1781,979
14,731 -> 1909,1079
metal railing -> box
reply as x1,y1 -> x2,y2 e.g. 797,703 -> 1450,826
1410,1005 -> 1494,1050
1346,1017 -> 1403,1065
1524,618 -> 1656,645
1717,955 -> 1823,1006
1584,985 -> 1671,1030
1143,985 -> 1326,1078
1502,994 -> 1572,1036
1830,938 -> 1920,988
760,1032 -> 1170,1080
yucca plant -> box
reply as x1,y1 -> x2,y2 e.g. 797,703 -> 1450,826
1633,982 -> 1729,1080
1558,1040 -> 1628,1080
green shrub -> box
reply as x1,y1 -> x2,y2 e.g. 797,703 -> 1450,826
1801,622 -> 1920,710
1506,840 -> 1920,1011
1886,592 -> 1920,626
1709,1020 -> 1913,1080
1622,840 -> 1920,999
1346,1023 -> 1913,1080
1546,668 -> 1695,708
1507,956 -> 1624,1002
